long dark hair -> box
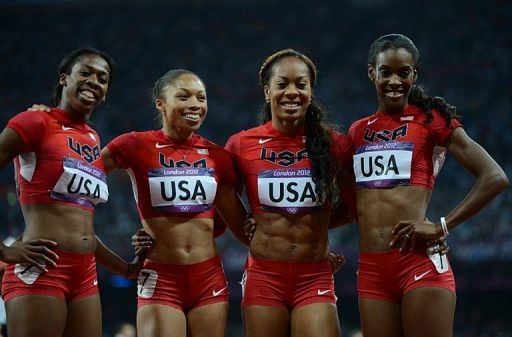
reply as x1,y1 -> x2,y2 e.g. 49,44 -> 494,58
51,48 -> 114,106
259,49 -> 339,206
368,34 -> 460,124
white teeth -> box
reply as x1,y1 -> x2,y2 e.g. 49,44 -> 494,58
81,90 -> 95,99
386,92 -> 403,98
184,113 -> 200,121
282,103 -> 300,108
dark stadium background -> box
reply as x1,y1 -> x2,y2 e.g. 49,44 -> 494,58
0,0 -> 510,336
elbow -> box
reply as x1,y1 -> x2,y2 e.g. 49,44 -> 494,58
487,171 -> 510,194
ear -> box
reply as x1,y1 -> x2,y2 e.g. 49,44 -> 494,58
367,64 -> 376,82
412,66 -> 419,83
155,99 -> 165,113
263,85 -> 270,103
59,73 -> 67,86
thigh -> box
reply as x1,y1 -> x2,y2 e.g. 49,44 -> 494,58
137,304 -> 186,337
359,298 -> 403,337
401,287 -> 456,337
6,295 -> 67,337
63,294 -> 102,337
187,302 -> 228,337
291,303 -> 340,337
244,306 -> 289,337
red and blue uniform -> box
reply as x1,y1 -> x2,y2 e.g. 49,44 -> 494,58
226,121 -> 352,309
349,105 -> 460,302
106,130 -> 234,310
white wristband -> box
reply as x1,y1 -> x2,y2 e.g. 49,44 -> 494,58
440,216 -> 449,237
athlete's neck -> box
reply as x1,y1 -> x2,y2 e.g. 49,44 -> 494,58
162,126 -> 193,141
271,118 -> 305,134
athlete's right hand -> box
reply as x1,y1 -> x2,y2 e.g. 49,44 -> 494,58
243,215 -> 256,241
0,239 -> 59,273
131,228 -> 155,256
28,104 -> 51,112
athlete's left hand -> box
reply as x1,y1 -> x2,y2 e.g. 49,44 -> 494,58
390,219 -> 442,251
27,104 -> 51,112
328,252 -> 346,273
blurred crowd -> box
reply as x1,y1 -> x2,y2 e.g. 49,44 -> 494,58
0,0 -> 510,335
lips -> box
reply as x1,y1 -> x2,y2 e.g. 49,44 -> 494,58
183,112 -> 202,122
280,101 -> 302,112
78,88 -> 99,103
385,91 -> 404,99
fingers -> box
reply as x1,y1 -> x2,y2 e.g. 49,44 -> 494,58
26,245 -> 59,267
243,218 -> 256,241
28,104 -> 51,112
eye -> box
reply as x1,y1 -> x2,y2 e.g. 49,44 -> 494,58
176,94 -> 189,101
297,82 -> 307,89
80,70 -> 90,76
400,69 -> 412,78
98,77 -> 108,84
378,69 -> 390,77
276,82 -> 287,89
197,95 -> 206,102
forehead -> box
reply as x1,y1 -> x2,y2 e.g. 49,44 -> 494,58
72,54 -> 111,75
375,48 -> 415,67
169,74 -> 205,90
270,56 -> 310,79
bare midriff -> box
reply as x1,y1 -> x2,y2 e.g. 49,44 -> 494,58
21,203 -> 96,254
250,210 -> 331,262
356,185 -> 432,252
142,216 -> 217,264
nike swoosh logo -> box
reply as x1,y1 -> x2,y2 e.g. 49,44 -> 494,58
367,118 -> 378,125
317,289 -> 331,295
212,286 -> 227,296
62,125 -> 73,131
155,143 -> 173,149
414,270 -> 431,281
93,279 -> 98,286
258,138 -> 272,144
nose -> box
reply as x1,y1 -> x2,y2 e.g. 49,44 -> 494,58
388,74 -> 401,87
187,96 -> 201,110
85,75 -> 100,88
284,84 -> 299,98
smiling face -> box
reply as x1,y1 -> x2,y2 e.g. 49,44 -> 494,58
59,54 -> 110,121
264,56 -> 312,132
368,47 -> 418,114
155,73 -> 207,140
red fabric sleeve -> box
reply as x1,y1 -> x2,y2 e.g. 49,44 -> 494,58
429,109 -> 462,146
6,111 -> 47,152
105,132 -> 137,169
214,148 -> 236,186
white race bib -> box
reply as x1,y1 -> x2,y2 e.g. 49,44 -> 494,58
257,168 -> 320,214
52,157 -> 108,208
148,167 -> 217,213
353,141 -> 413,188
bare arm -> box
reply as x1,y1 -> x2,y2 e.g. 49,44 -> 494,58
95,236 -> 141,279
215,183 -> 251,246
441,128 -> 509,230
0,128 -> 60,270
100,147 -> 120,174
392,128 -> 509,249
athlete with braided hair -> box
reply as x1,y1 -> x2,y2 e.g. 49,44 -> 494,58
350,33 -> 509,337
226,49 -> 353,337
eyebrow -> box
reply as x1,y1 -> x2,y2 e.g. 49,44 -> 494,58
275,75 -> 309,80
175,88 -> 206,94
80,64 -> 109,77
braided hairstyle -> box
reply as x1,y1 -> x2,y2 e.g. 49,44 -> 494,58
368,34 -> 460,125
51,48 -> 114,107
258,49 -> 339,206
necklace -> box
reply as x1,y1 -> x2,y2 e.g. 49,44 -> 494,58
174,145 -> 192,159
